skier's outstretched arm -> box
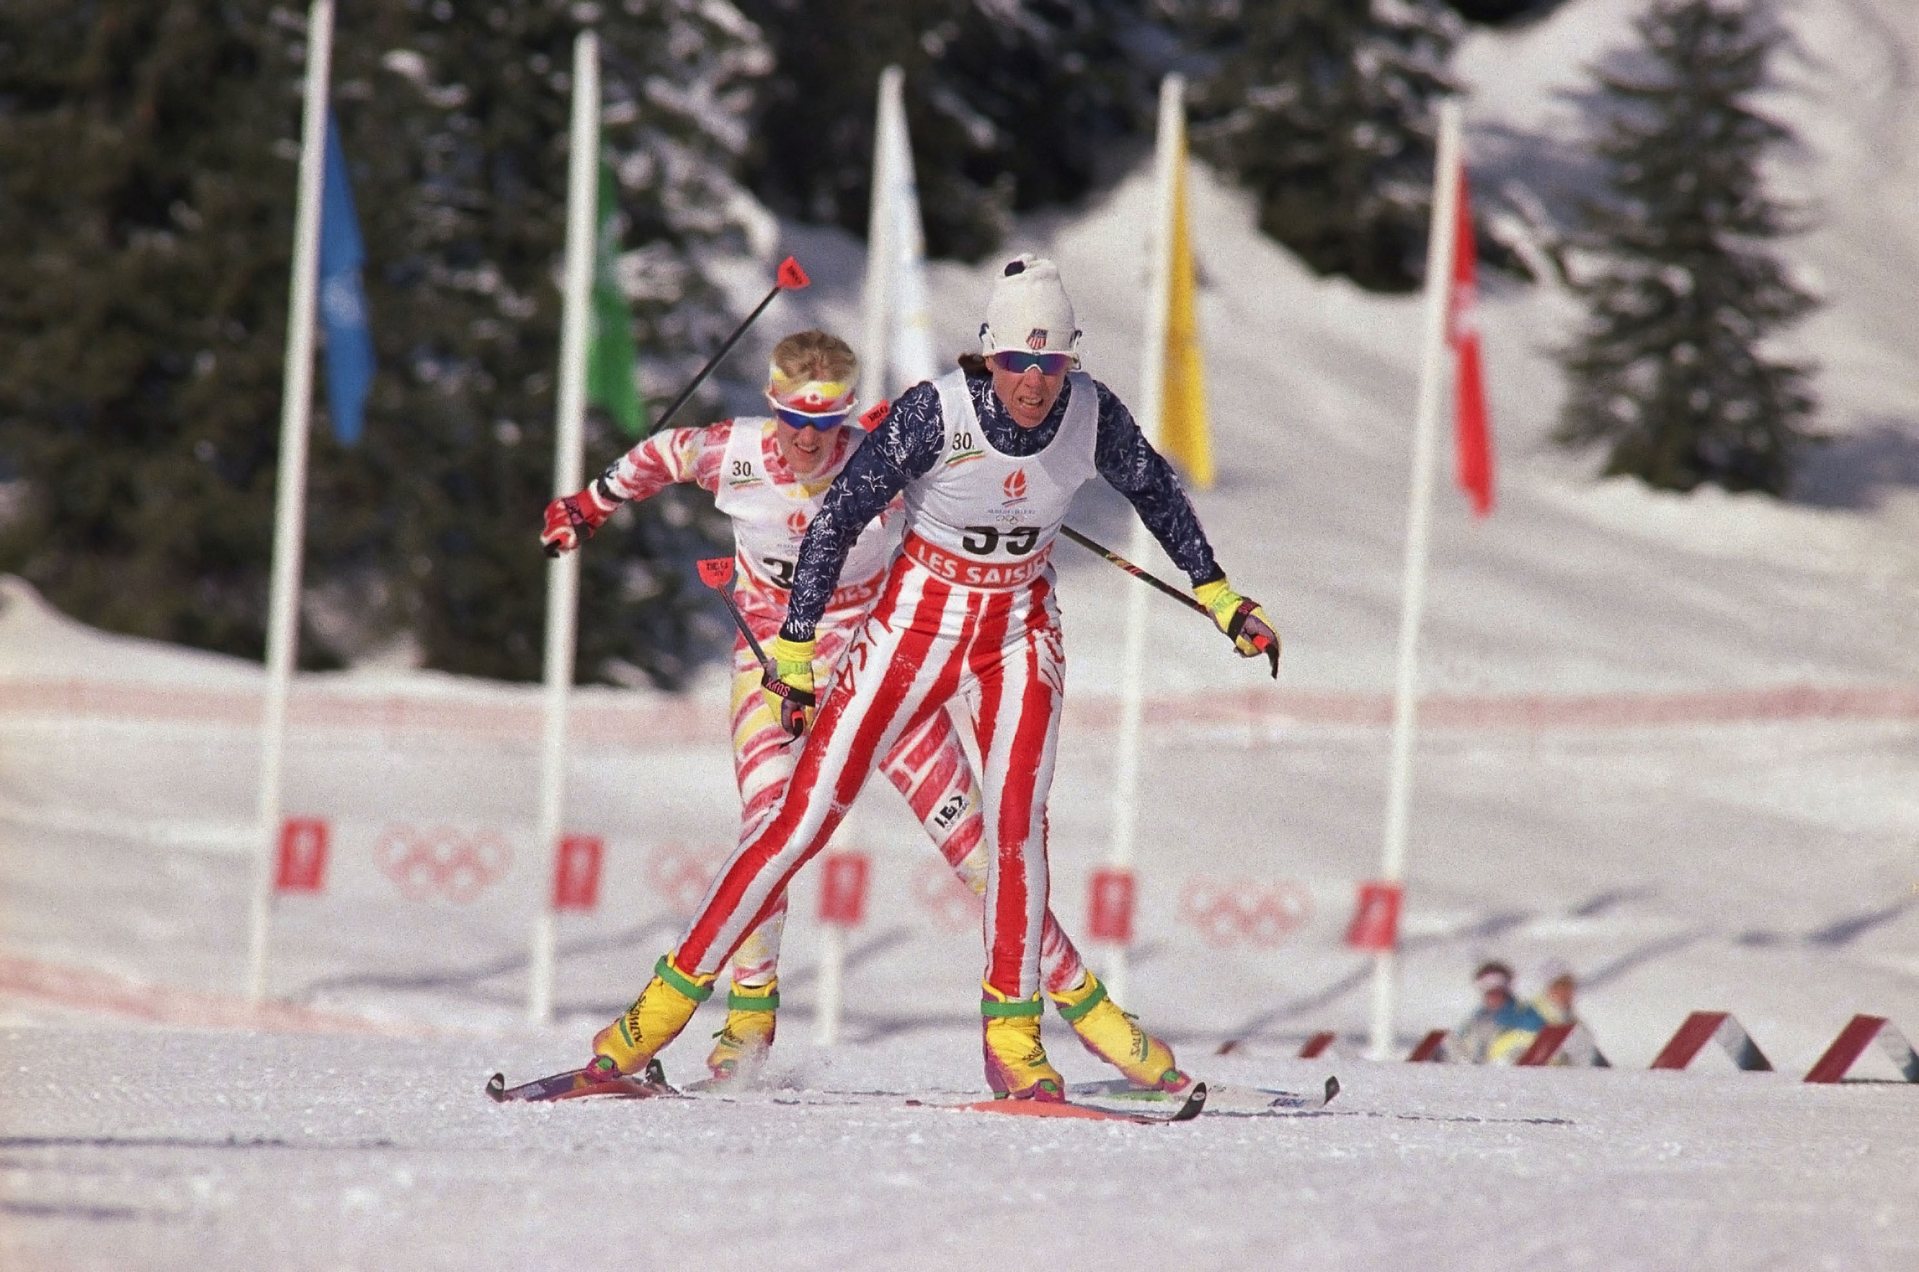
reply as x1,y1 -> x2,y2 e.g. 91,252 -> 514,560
539,424 -> 730,556
1091,381 -> 1279,671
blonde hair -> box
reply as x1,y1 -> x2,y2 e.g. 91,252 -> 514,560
770,330 -> 857,386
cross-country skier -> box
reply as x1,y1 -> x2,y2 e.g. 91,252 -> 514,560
543,328 -> 1182,1085
586,259 -> 1277,1099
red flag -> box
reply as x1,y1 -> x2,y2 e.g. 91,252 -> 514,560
1449,171 -> 1494,517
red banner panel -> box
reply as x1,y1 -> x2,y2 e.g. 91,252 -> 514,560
274,817 -> 330,894
819,852 -> 870,927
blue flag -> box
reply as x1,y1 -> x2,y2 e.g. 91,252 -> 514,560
319,112 -> 374,445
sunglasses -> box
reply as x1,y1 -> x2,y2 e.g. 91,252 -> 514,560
989,350 -> 1074,376
773,405 -> 851,431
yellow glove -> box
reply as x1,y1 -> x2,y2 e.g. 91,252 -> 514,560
1194,577 -> 1280,678
760,635 -> 817,736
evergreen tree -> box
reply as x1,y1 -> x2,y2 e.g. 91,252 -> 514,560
332,0 -> 765,685
735,0 -> 1155,261
1556,0 -> 1818,495
1180,0 -> 1460,292
0,4 -> 300,655
0,0 -> 766,685
1442,0 -> 1562,24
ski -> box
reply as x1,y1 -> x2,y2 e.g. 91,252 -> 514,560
1274,1075 -> 1341,1110
1067,1074 -> 1339,1115
487,1061 -> 1210,1123
671,1068 -> 1206,1122
485,1058 -> 678,1104
936,1081 -> 1207,1125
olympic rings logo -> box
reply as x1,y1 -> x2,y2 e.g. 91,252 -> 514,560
1178,878 -> 1313,948
913,859 -> 979,933
647,842 -> 733,916
375,826 -> 510,904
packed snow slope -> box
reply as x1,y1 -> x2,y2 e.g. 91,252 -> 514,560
2,1 -> 1916,1269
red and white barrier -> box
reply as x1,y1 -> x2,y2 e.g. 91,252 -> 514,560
1515,1022 -> 1610,1068
1407,1029 -> 1449,1062
1649,1011 -> 1773,1072
1803,1014 -> 1919,1084
1299,1030 -> 1341,1059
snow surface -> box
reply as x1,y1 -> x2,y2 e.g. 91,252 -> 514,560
3,1 -> 1918,1268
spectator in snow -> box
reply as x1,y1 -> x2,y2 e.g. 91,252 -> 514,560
1527,958 -> 1608,1067
1451,960 -> 1546,1064
1530,958 -> 1579,1027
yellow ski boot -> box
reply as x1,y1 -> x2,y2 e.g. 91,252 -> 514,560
705,978 -> 779,1082
591,953 -> 714,1076
1051,971 -> 1188,1091
981,983 -> 1065,1100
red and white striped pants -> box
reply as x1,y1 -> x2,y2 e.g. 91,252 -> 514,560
685,558 -> 1074,999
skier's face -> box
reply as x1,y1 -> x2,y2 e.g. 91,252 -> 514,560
774,419 -> 832,476
989,357 -> 1067,429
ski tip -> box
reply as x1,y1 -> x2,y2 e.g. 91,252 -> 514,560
1324,1074 -> 1341,1104
1176,1081 -> 1209,1121
484,1073 -> 507,1102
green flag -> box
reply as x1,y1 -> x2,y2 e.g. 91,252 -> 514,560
588,158 -> 647,437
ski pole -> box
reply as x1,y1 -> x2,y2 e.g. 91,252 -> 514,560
1058,524 -> 1277,670
1060,525 -> 1211,619
695,557 -> 773,672
645,256 -> 811,436
696,557 -> 811,745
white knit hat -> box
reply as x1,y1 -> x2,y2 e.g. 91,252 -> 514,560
1473,961 -> 1514,994
979,254 -> 1081,357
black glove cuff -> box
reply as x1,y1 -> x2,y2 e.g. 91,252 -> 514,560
1225,599 -> 1255,643
762,672 -> 816,709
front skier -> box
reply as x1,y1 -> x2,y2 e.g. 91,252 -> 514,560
544,328 -> 1183,1085
588,259 -> 1277,1098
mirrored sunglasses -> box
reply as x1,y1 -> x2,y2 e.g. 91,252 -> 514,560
988,350 -> 1074,376
774,405 -> 850,431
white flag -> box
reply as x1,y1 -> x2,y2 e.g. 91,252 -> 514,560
862,66 -> 937,397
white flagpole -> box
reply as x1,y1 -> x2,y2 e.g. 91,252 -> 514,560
886,79 -> 937,386
815,921 -> 845,1046
1105,73 -> 1185,1009
1367,99 -> 1464,1060
247,0 -> 335,1003
527,29 -> 599,1024
859,66 -> 903,397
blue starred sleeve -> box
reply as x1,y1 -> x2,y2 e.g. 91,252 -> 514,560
1091,379 -> 1223,586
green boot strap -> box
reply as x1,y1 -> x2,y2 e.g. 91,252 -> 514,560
727,986 -> 780,1012
1053,978 -> 1110,1024
656,954 -> 715,1002
980,992 -> 1044,1019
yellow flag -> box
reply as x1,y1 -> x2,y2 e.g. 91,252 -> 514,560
1159,137 -> 1214,489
